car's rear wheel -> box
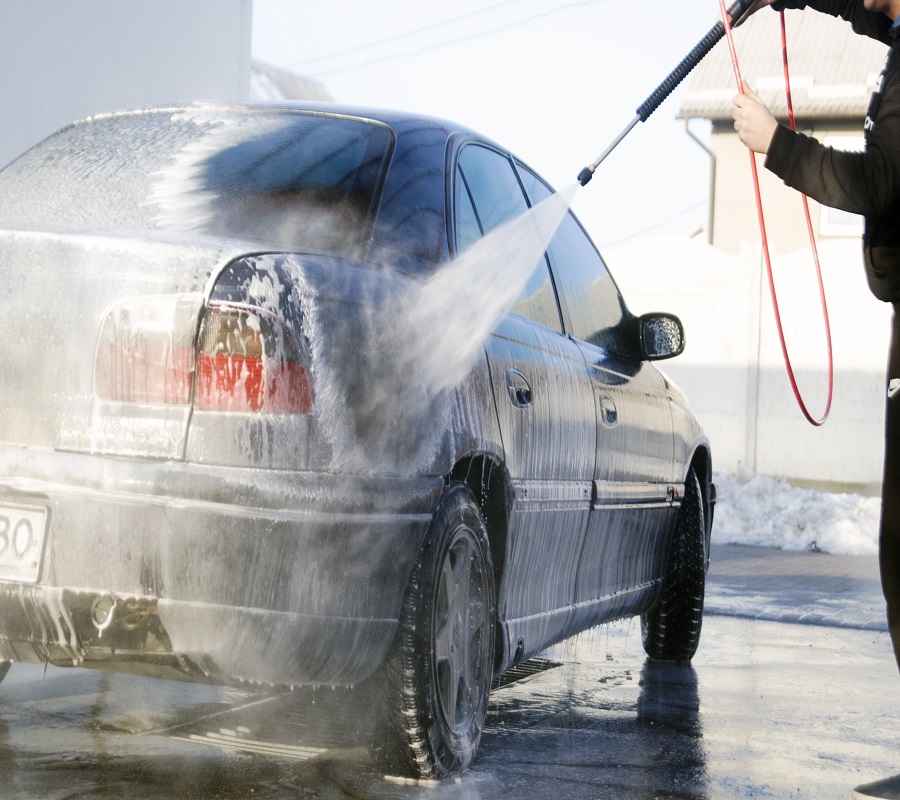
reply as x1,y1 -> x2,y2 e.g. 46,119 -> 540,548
373,483 -> 496,779
641,468 -> 706,663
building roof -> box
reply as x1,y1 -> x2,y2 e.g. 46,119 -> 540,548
679,9 -> 888,122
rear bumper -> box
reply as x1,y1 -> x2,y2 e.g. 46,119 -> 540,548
0,447 -> 441,686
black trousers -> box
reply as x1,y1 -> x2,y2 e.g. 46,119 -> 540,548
883,306 -> 900,669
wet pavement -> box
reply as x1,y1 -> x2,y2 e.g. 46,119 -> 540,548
0,543 -> 897,800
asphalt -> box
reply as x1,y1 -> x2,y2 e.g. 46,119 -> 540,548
706,542 -> 887,631
0,543 -> 894,800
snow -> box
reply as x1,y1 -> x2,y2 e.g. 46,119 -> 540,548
713,465 -> 881,556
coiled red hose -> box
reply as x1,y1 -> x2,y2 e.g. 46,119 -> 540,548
719,2 -> 834,426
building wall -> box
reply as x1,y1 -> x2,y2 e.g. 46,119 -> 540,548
636,117 -> 885,491
0,0 -> 252,169
609,234 -> 890,493
709,120 -> 863,254
665,7 -> 886,489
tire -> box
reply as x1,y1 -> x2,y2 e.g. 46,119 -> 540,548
373,483 -> 496,779
0,661 -> 8,684
641,468 -> 707,663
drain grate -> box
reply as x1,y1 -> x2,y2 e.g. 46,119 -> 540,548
175,727 -> 328,760
492,657 -> 562,690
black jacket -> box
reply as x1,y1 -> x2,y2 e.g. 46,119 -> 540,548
767,1 -> 900,301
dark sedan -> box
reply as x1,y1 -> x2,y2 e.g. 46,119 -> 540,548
0,101 -> 713,778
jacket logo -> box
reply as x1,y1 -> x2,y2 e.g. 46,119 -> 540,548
866,58 -> 890,134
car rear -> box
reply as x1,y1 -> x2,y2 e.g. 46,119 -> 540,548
0,104 -> 442,687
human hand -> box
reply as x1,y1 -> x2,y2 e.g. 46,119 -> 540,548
732,81 -> 779,154
733,0 -> 778,26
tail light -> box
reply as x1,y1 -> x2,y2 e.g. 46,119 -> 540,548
95,295 -> 201,405
95,296 -> 313,414
195,303 -> 314,414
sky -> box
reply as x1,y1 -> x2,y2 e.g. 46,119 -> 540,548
250,0 -> 738,250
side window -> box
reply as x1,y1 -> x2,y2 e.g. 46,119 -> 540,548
456,144 -> 527,236
455,144 -> 562,333
454,168 -> 482,254
517,164 -> 632,354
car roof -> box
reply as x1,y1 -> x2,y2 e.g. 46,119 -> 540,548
6,100 -> 525,277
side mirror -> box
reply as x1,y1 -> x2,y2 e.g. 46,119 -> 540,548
639,313 -> 685,361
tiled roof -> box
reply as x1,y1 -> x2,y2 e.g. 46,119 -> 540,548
679,9 -> 888,121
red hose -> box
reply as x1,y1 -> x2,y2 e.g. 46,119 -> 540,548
719,3 -> 833,426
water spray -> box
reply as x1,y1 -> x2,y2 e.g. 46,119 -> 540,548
577,0 -> 755,186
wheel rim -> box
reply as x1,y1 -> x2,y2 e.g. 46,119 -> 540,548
433,523 -> 490,737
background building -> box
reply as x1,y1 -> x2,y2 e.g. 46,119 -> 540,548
614,9 -> 891,492
681,9 -> 886,253
0,1 -> 253,169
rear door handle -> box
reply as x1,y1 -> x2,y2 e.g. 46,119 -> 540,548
506,368 -> 532,409
598,392 -> 618,426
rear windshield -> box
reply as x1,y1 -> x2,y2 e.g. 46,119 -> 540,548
0,106 -> 394,260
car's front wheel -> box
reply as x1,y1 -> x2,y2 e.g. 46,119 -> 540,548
641,468 -> 707,663
373,483 -> 496,779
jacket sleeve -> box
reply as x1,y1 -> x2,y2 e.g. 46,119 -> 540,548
770,0 -> 892,44
764,74 -> 900,218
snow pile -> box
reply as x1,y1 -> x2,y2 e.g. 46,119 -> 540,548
712,465 -> 881,556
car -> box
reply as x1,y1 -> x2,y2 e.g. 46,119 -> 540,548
0,101 -> 714,778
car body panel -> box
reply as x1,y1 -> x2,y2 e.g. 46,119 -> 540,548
0,447 -> 441,685
0,101 -> 712,690
484,314 -> 595,664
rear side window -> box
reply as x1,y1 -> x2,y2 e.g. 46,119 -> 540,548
0,107 -> 393,261
455,144 -> 562,333
517,164 -> 632,354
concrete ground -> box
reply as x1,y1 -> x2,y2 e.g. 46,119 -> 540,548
705,542 -> 888,631
0,543 -> 896,800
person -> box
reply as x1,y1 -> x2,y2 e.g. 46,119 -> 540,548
732,2 -> 900,798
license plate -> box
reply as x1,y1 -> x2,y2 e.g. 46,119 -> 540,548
0,503 -> 48,583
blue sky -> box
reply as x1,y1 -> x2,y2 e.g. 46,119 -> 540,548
250,0 -> 737,250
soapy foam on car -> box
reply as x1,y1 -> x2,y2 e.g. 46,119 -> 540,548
149,108 -> 578,473
174,184 -> 578,475
302,184 -> 578,474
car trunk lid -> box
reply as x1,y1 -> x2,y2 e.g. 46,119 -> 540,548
0,225 -> 248,460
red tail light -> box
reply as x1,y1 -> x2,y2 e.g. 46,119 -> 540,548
195,303 -> 314,414
95,295 -> 201,405
95,296 -> 313,414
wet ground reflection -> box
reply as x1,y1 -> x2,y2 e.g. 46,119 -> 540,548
0,617 -> 896,799
474,639 -> 708,800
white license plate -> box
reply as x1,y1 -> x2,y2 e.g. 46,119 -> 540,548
0,503 -> 48,583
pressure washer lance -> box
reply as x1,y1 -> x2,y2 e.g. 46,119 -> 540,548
577,0 -> 754,186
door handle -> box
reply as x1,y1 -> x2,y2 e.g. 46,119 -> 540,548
598,392 -> 618,426
506,368 -> 532,409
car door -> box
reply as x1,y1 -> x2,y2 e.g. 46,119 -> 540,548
453,143 -> 596,661
516,165 -> 678,628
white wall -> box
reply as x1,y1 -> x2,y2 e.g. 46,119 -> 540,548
709,124 -> 863,256
0,0 -> 252,168
609,236 -> 891,493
